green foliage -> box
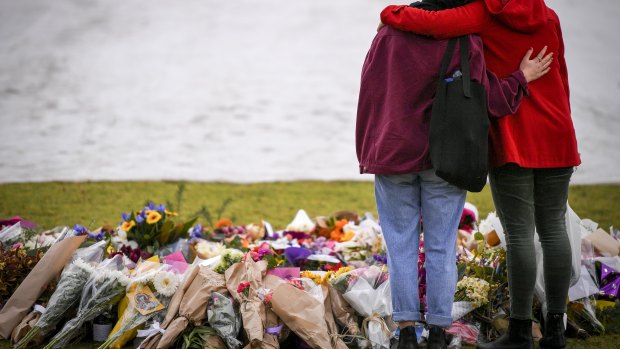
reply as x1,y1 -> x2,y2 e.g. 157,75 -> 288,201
597,302 -> 620,334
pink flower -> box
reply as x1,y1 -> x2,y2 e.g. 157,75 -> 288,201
237,282 -> 251,296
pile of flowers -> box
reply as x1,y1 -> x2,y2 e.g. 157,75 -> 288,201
1,203 -> 619,349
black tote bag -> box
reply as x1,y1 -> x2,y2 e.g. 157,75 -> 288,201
429,36 -> 490,192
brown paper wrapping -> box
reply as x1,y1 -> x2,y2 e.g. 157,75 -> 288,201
270,281 -> 331,349
321,285 -> 348,349
159,266 -> 226,349
10,309 -> 43,344
327,284 -> 360,336
0,234 -> 87,338
584,228 -> 620,257
225,259 -> 269,347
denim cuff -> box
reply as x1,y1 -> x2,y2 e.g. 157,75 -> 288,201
425,313 -> 453,328
392,311 -> 423,323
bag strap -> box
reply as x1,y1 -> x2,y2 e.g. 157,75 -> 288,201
439,38 -> 458,80
459,36 -> 471,98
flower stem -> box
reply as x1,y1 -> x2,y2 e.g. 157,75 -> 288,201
14,326 -> 40,349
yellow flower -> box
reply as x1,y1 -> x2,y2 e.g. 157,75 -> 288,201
165,210 -> 178,217
334,266 -> 353,278
146,211 -> 162,224
301,271 -> 322,285
121,220 -> 136,232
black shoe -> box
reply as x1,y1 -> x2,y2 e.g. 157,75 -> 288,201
428,326 -> 447,349
540,313 -> 566,349
398,326 -> 419,349
477,318 -> 533,349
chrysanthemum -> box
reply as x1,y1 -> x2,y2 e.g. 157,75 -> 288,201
153,271 -> 179,297
146,211 -> 162,225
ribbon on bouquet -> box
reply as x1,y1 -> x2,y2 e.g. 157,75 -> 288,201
137,322 -> 165,338
265,325 -> 283,338
361,312 -> 393,340
33,304 -> 47,315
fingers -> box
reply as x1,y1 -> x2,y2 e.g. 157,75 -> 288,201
535,46 -> 548,61
523,47 -> 534,62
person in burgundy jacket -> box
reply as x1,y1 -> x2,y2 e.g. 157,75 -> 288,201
379,0 -> 581,348
356,0 -> 552,348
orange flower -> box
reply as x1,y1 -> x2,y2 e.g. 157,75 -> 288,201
215,218 -> 233,229
329,219 -> 349,242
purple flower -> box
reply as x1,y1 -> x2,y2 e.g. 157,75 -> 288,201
156,204 -> 166,213
372,254 -> 388,264
190,224 -> 203,240
73,224 -> 90,236
148,202 -> 155,210
121,212 -> 130,221
136,215 -> 145,223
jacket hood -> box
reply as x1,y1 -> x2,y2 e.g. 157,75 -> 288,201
483,0 -> 548,33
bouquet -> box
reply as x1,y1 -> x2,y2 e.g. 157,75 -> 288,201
13,241 -> 106,349
0,242 -> 45,306
0,226 -> 90,338
212,249 -> 244,274
453,276 -> 491,320
330,266 -> 394,349
139,265 -> 227,349
97,261 -> 181,349
43,254 -> 130,349
207,292 -> 242,349
118,202 -> 196,254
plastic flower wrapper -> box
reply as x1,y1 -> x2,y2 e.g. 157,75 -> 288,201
43,254 -> 130,349
13,240 -> 107,349
139,265 -> 227,349
98,261 -> 182,349
207,292 -> 242,349
0,226 -> 90,338
334,220 -> 384,264
0,221 -> 26,245
330,266 -> 394,349
452,276 -> 491,321
285,209 -> 315,233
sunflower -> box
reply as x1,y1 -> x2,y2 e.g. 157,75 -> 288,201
165,209 -> 178,217
146,211 -> 162,224
121,220 -> 136,232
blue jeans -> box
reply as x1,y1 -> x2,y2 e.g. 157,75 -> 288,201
375,170 -> 466,327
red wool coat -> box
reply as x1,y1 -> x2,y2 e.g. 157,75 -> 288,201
381,0 -> 581,169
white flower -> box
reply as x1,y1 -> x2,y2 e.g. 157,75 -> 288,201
195,240 -> 226,259
73,258 -> 95,274
153,271 -> 179,297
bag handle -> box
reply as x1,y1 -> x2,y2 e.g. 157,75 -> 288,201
459,36 -> 471,98
438,36 -> 472,98
439,38 -> 457,80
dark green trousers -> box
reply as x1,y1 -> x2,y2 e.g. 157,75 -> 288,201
489,163 -> 573,319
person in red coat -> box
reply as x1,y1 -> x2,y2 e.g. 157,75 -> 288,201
379,1 -> 581,348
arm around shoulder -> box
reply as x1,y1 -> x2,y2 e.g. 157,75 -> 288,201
380,1 -> 489,39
